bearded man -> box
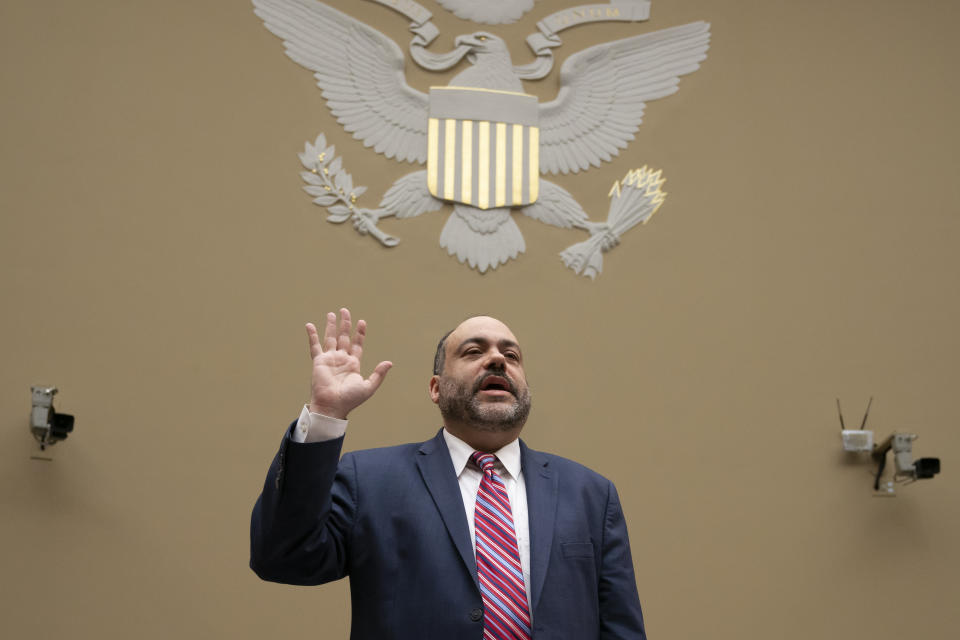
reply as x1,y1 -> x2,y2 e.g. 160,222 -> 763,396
250,308 -> 646,639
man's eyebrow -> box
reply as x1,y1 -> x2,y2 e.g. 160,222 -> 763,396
455,337 -> 488,353
499,339 -> 522,355
456,337 -> 522,356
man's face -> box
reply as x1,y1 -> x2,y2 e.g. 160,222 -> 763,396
432,316 -> 531,432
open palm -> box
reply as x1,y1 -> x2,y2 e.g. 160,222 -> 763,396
307,308 -> 392,419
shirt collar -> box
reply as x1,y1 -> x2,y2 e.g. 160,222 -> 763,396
442,428 -> 522,480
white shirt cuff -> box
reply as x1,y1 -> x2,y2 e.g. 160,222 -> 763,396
292,405 -> 348,443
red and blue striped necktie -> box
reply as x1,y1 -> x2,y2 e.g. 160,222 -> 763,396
471,451 -> 532,640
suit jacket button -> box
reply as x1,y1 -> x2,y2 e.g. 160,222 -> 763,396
470,608 -> 482,622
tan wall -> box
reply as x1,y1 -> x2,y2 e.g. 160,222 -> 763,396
2,0 -> 957,637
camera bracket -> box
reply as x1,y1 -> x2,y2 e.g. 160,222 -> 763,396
30,385 -> 75,454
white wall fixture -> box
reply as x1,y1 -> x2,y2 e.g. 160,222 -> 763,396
30,386 -> 74,453
872,433 -> 941,494
837,398 -> 941,495
254,0 -> 709,277
838,397 -> 874,452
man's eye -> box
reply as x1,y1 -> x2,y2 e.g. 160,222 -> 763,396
505,352 -> 519,360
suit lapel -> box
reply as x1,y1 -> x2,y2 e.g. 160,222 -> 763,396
415,430 -> 479,588
521,440 -> 558,613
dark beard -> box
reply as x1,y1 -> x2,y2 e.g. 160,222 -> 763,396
437,371 -> 531,432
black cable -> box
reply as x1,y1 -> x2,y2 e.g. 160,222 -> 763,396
874,449 -> 887,491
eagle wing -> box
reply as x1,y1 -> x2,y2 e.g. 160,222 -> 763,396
539,21 -> 710,175
253,0 -> 429,163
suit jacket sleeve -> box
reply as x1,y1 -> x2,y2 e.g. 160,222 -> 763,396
599,481 -> 647,639
249,423 -> 357,585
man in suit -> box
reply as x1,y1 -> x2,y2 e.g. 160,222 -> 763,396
251,308 -> 646,639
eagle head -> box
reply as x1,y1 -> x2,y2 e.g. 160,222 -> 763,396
454,32 -> 508,64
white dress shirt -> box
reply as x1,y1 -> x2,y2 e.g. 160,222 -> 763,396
292,406 -> 533,611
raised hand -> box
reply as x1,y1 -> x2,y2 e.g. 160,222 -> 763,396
306,308 -> 392,419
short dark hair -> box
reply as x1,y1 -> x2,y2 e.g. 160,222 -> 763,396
432,327 -> 456,375
433,315 -> 502,375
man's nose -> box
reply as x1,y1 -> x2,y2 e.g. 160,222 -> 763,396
484,350 -> 506,369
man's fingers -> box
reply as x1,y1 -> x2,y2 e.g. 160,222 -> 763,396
337,307 -> 353,352
351,319 -> 367,359
322,311 -> 337,352
366,361 -> 393,392
306,323 -> 322,359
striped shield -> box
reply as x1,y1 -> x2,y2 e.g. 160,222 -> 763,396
427,86 -> 540,210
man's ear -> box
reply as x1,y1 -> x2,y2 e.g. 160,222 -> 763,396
428,375 -> 440,404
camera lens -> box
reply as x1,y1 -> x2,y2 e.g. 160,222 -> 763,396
914,457 -> 940,479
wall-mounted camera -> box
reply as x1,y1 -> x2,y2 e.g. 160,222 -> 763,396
872,433 -> 941,490
30,386 -> 74,451
837,397 -> 941,494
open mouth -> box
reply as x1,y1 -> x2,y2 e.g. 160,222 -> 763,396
476,374 -> 514,396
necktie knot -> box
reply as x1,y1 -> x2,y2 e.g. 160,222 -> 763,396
470,451 -> 498,475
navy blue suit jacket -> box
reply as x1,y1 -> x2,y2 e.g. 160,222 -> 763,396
250,428 -> 646,639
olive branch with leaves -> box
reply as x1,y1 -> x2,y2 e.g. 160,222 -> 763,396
298,134 -> 398,247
